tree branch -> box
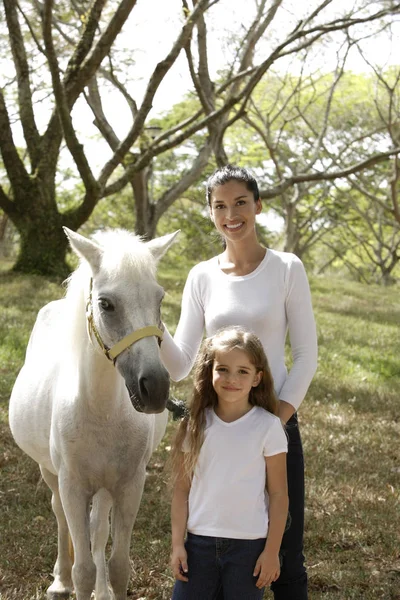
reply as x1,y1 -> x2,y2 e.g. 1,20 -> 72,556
85,77 -> 121,150
64,0 -> 107,83
238,3 -> 400,110
99,65 -> 138,118
65,0 -> 140,104
260,146 -> 400,199
390,154 -> 400,224
0,89 -> 31,196
4,0 -> 41,170
154,137 -> 214,220
0,183 -> 16,216
42,0 -> 99,196
182,0 -> 214,114
98,0 -> 217,188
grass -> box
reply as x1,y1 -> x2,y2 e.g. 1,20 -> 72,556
0,263 -> 399,600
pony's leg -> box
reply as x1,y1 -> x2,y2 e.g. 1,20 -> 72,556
90,489 -> 113,600
109,466 -> 147,600
58,476 -> 95,600
40,466 -> 73,599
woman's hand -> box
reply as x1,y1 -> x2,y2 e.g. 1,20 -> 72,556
171,545 -> 189,582
253,549 -> 280,589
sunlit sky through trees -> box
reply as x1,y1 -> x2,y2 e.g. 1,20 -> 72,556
3,0 -> 399,236
70,0 -> 400,232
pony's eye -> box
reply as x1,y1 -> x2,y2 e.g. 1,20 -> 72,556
98,298 -> 114,312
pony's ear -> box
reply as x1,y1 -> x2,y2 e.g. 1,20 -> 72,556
63,227 -> 103,273
146,230 -> 180,262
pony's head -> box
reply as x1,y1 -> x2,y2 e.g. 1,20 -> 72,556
63,227 -> 179,414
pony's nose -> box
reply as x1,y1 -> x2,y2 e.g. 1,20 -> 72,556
138,370 -> 170,413
139,376 -> 150,400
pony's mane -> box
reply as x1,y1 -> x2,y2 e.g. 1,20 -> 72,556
65,229 -> 156,296
91,229 -> 157,282
62,229 -> 157,356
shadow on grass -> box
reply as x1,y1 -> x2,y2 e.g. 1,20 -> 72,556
307,377 -> 400,420
319,303 -> 400,328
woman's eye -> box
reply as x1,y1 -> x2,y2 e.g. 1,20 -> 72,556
98,298 -> 114,312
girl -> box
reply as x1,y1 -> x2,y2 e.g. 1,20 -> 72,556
170,326 -> 288,600
161,164 -> 318,599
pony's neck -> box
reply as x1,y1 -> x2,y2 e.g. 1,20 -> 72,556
78,342 -> 126,417
64,286 -> 126,417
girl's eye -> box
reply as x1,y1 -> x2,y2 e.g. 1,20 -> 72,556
214,204 -> 225,210
98,298 -> 114,312
239,369 -> 250,374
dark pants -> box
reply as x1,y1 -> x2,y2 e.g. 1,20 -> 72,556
171,533 -> 266,600
271,413 -> 308,600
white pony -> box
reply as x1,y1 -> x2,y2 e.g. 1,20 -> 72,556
9,227 -> 179,600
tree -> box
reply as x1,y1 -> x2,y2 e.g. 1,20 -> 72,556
318,184 -> 400,283
318,63 -> 400,282
0,0 -> 216,275
2,0 -> 400,275
222,57 -> 400,259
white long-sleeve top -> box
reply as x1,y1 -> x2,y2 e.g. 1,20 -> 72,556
160,249 -> 318,411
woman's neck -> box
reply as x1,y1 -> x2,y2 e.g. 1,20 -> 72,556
219,241 -> 266,276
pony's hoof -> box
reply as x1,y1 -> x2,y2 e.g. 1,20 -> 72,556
47,584 -> 72,600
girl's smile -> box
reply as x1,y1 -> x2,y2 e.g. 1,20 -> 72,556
212,348 -> 262,419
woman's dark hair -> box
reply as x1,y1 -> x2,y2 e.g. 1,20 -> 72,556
206,164 -> 260,206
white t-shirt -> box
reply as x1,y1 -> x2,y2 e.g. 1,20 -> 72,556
161,249 -> 317,410
185,406 -> 288,540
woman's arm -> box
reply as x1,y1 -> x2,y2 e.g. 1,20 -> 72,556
278,400 -> 296,423
279,256 -> 318,413
160,267 -> 205,381
170,465 -> 191,582
253,452 -> 288,589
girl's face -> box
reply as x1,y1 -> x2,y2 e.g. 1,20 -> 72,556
209,180 -> 262,243
212,348 -> 262,410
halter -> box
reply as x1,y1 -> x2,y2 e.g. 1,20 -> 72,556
85,278 -> 163,363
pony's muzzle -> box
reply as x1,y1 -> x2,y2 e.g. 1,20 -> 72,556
125,366 -> 170,414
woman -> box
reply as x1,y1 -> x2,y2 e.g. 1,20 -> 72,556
161,164 -> 318,600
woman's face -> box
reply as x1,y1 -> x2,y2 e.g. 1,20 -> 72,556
209,180 -> 262,243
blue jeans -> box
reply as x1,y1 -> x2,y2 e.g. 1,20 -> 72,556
271,413 -> 308,600
171,533 -> 266,600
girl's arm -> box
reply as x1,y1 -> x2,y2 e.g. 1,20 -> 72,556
170,464 -> 191,582
253,452 -> 288,589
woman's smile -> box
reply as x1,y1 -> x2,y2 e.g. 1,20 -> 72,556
210,180 -> 262,244
224,221 -> 244,232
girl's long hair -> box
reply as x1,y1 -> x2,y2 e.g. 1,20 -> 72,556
170,326 -> 279,486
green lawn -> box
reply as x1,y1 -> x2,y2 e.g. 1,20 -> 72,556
0,265 -> 399,599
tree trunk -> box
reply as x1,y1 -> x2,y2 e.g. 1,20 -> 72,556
131,167 -> 157,239
0,212 -> 10,257
283,202 -> 299,255
11,208 -> 69,278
